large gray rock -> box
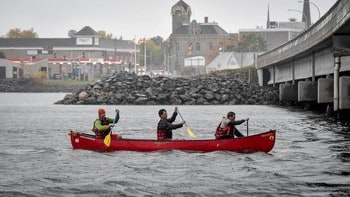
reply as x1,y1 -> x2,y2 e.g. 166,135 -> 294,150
55,71 -> 279,105
78,91 -> 89,101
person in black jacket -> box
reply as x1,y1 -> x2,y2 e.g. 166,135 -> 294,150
215,111 -> 249,139
157,106 -> 185,140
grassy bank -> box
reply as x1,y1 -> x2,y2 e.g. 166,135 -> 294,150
45,79 -> 89,87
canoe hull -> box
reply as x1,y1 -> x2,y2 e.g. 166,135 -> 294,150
69,130 -> 276,153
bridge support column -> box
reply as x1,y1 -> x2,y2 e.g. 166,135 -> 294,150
279,83 -> 298,101
334,56 -> 340,111
257,69 -> 268,86
339,76 -> 350,109
298,81 -> 317,101
318,78 -> 333,103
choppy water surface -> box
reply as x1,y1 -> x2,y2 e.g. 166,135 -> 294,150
0,93 -> 349,196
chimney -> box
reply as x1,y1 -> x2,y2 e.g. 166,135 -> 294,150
204,16 -> 208,23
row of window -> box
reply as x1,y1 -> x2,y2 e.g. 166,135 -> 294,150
175,42 -> 214,52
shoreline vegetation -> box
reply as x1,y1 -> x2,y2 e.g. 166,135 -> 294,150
0,78 -> 87,93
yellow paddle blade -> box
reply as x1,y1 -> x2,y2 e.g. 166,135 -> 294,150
187,127 -> 196,138
104,132 -> 111,147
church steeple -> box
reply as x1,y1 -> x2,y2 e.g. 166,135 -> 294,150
302,0 -> 311,28
171,0 -> 192,33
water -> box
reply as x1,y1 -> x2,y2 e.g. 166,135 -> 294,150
0,93 -> 349,196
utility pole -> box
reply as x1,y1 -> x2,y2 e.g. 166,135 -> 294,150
144,38 -> 147,72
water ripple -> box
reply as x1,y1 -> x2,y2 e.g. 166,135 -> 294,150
0,93 -> 350,196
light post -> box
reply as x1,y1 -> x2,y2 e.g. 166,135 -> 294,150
298,0 -> 320,19
288,9 -> 308,28
114,38 -> 117,59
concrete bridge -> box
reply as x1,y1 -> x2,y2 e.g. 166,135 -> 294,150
257,0 -> 350,113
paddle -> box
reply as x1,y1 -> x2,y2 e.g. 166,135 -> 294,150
246,119 -> 249,136
103,112 -> 118,147
177,109 -> 196,139
103,124 -> 114,147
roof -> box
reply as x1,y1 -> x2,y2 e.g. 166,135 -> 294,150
74,26 -> 99,37
0,38 -> 135,52
172,0 -> 191,13
0,38 -> 75,48
207,52 -> 240,71
206,52 -> 261,71
173,23 -> 228,35
239,28 -> 303,33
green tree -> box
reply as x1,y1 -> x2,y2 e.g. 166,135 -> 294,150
68,29 -> 77,38
6,28 -> 38,38
231,34 -> 266,52
139,37 -> 163,71
206,36 -> 235,64
150,36 -> 163,46
206,33 -> 266,65
97,30 -> 113,39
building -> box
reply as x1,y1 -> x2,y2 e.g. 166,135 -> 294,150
166,0 -> 230,76
239,22 -> 304,51
0,26 -> 137,80
240,18 -> 305,51
239,3 -> 310,51
0,58 -> 19,78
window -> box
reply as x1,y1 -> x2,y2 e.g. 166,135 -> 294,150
196,43 -> 200,52
188,43 -> 193,55
209,42 -> 213,51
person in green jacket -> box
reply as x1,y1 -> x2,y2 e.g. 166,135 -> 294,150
92,108 -> 120,139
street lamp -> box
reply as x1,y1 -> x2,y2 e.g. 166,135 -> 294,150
288,9 -> 308,28
298,0 -> 320,19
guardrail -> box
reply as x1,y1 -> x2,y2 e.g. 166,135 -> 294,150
257,0 -> 350,69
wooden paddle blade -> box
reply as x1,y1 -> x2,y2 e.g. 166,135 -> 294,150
187,127 -> 196,138
104,132 -> 111,147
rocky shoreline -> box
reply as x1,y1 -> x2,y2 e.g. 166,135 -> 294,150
55,72 -> 280,105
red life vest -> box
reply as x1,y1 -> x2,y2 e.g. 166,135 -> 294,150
157,127 -> 172,140
215,123 -> 232,139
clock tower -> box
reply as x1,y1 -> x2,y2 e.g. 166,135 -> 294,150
171,0 -> 192,33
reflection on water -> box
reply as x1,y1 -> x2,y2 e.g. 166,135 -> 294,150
0,93 -> 349,196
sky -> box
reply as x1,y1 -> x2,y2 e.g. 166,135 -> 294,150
0,0 -> 337,40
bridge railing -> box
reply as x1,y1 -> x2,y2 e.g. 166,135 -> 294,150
257,0 -> 349,69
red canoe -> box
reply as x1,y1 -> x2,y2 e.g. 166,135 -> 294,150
69,130 -> 276,153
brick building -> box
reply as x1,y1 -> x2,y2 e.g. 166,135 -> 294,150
166,0 -> 231,76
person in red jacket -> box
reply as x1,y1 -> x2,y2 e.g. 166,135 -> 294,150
157,106 -> 185,140
215,111 -> 249,140
92,108 -> 120,139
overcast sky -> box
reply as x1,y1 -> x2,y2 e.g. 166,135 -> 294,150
0,0 -> 337,40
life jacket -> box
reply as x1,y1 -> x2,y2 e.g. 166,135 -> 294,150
215,123 -> 232,140
92,118 -> 111,139
157,126 -> 171,141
